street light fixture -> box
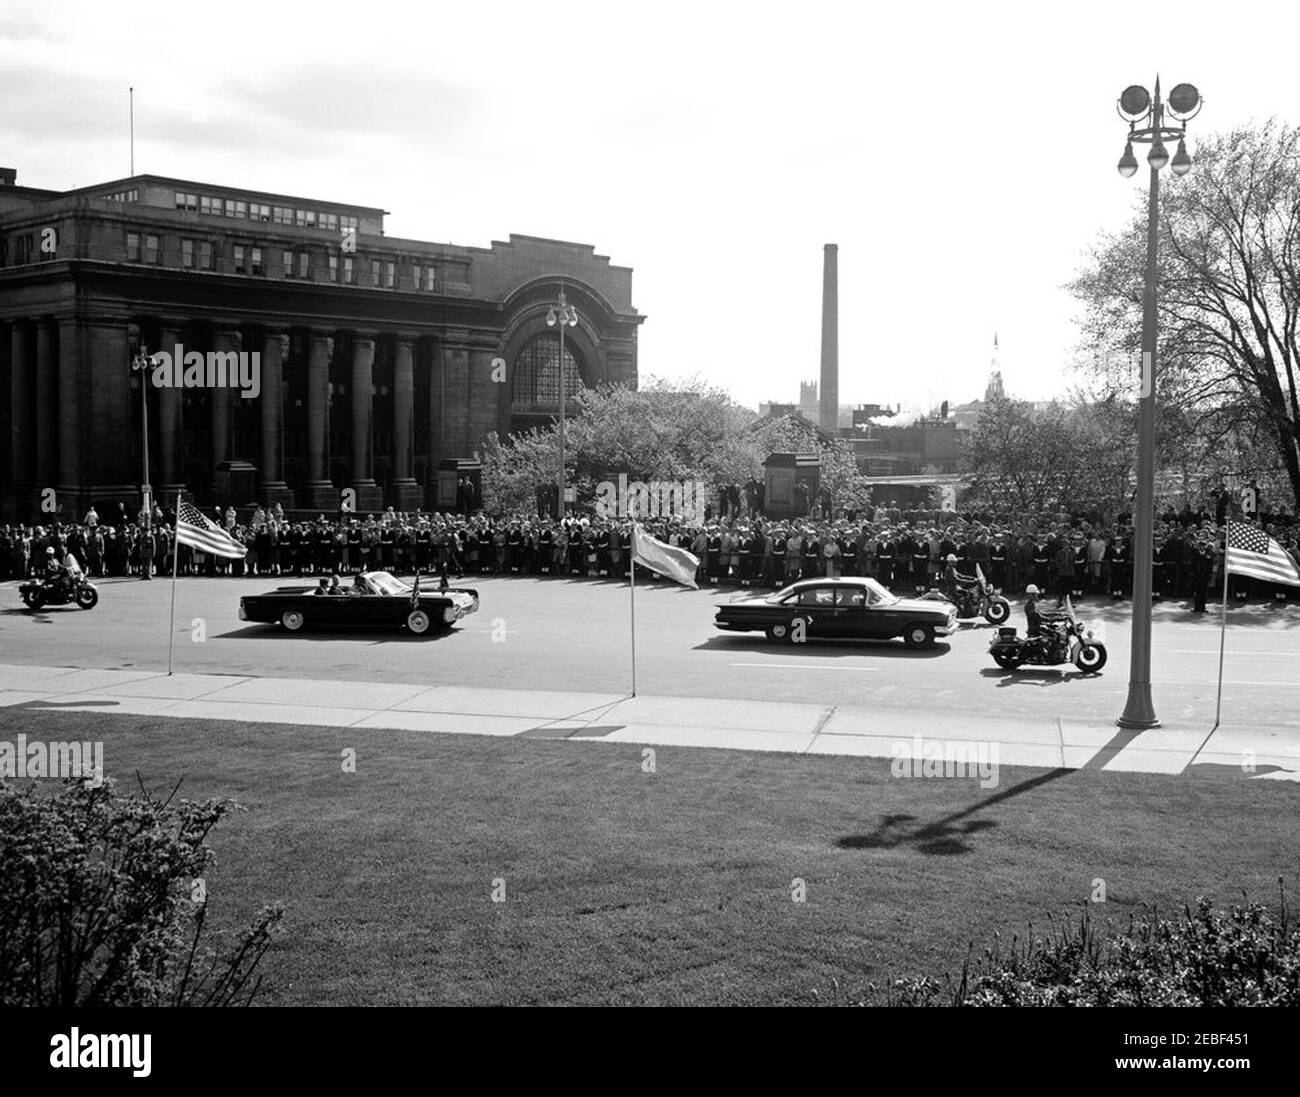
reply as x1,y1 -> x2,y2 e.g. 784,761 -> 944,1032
130,347 -> 158,578
1114,76 -> 1202,730
545,286 -> 579,520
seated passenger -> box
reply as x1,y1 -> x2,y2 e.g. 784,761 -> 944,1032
327,574 -> 344,595
313,577 -> 330,596
350,574 -> 369,596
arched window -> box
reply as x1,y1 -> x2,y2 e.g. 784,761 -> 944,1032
512,332 -> 583,412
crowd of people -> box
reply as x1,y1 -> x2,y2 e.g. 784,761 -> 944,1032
4,490 -> 1299,610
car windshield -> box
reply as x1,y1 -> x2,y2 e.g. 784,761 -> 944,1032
364,571 -> 411,596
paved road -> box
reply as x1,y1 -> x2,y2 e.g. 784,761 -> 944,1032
3,574 -> 1298,733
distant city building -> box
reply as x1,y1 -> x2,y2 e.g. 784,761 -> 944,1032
798,380 -> 819,422
0,167 -> 643,519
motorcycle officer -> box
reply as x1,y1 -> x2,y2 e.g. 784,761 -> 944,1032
43,547 -> 72,598
1023,584 -> 1069,660
940,552 -> 977,597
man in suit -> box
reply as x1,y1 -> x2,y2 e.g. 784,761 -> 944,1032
911,532 -> 930,594
839,527 -> 858,577
802,528 -> 822,579
770,526 -> 787,586
988,534 -> 1008,591
1107,534 -> 1132,598
874,531 -> 893,588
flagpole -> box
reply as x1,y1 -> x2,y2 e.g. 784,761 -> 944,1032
167,490 -> 182,675
629,524 -> 638,698
1211,517 -> 1232,733
1212,522 -> 1232,731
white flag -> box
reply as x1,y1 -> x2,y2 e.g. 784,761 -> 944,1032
632,524 -> 699,589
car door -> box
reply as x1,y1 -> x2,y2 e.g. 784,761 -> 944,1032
794,585 -> 838,637
857,585 -> 902,638
834,583 -> 872,639
308,592 -> 352,626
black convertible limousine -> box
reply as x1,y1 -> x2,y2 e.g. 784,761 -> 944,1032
714,577 -> 958,649
238,571 -> 479,635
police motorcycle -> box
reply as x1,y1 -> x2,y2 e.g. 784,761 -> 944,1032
19,560 -> 100,611
988,595 -> 1106,673
923,563 -> 1012,625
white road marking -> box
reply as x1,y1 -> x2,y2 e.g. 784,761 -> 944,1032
730,663 -> 879,672
1222,680 -> 1300,688
1169,650 -> 1299,656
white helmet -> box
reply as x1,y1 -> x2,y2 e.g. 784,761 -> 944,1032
1025,584 -> 1041,596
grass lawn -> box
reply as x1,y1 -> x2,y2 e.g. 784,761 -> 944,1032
4,707 -> 1296,1005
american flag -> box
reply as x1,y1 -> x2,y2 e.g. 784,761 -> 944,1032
175,500 -> 247,559
1225,522 -> 1300,587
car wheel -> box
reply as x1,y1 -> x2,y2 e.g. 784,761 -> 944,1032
75,586 -> 98,610
407,609 -> 432,635
1074,642 -> 1107,674
991,649 -> 1023,670
985,599 -> 1010,625
903,623 -> 934,649
766,622 -> 789,643
27,590 -> 44,611
281,609 -> 305,632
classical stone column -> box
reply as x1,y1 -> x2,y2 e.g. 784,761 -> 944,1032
390,335 -> 422,509
10,320 -> 35,491
210,328 -> 241,470
36,319 -> 58,491
259,330 -> 293,507
303,330 -> 336,510
157,322 -> 185,501
349,333 -> 381,511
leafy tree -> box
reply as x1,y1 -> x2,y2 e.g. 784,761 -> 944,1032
1070,122 -> 1300,510
480,378 -> 873,517
960,397 -> 1088,511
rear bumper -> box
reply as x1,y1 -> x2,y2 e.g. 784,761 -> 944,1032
442,594 -> 479,623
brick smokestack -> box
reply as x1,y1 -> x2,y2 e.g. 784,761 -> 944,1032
819,243 -> 838,432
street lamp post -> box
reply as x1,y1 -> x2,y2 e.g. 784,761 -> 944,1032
546,287 -> 579,520
1114,77 -> 1201,729
130,348 -> 157,578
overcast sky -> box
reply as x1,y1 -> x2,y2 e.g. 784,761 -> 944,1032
4,0 -> 1299,415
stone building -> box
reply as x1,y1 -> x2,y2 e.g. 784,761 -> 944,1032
0,168 -> 642,519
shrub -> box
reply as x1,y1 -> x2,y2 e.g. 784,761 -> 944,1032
869,884 -> 1298,1006
0,775 -> 283,1006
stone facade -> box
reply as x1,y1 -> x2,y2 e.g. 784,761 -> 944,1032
0,171 -> 642,520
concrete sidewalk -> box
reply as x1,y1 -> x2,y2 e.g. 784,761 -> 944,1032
0,663 -> 1296,780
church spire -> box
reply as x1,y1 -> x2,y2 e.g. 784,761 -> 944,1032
985,333 -> 1005,402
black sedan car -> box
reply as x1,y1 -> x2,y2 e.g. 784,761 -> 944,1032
239,571 -> 479,635
714,577 -> 957,649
